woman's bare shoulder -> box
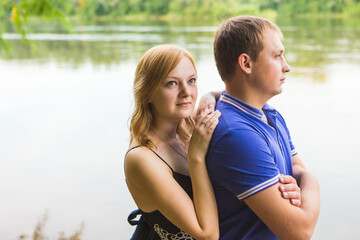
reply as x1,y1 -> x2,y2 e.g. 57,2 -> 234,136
124,144 -> 176,211
125,145 -> 154,168
125,145 -> 171,179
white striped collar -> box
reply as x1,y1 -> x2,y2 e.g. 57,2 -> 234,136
219,92 -> 268,123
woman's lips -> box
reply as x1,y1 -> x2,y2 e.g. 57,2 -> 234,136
177,102 -> 191,107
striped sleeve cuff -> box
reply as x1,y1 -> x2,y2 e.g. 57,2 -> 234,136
291,149 -> 298,156
237,174 -> 280,200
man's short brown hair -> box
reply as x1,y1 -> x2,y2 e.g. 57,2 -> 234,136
214,16 -> 282,81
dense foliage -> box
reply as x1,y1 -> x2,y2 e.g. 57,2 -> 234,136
2,0 -> 360,20
1,0 -> 360,49
61,0 -> 360,17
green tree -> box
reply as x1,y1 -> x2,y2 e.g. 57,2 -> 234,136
0,0 -> 70,50
145,0 -> 169,15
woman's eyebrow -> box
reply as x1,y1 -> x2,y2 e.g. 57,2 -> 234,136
166,73 -> 197,79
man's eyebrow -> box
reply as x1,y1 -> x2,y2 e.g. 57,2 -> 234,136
273,49 -> 285,54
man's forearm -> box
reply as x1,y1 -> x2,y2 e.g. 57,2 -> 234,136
295,165 -> 320,234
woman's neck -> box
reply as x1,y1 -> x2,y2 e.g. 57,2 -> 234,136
151,115 -> 188,161
152,118 -> 179,141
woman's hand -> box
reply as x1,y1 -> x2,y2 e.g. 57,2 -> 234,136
194,91 -> 221,122
188,107 -> 221,163
279,174 -> 301,207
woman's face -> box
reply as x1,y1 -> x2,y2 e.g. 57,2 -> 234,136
151,57 -> 198,122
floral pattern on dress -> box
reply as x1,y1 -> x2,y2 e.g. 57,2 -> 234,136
154,224 -> 193,240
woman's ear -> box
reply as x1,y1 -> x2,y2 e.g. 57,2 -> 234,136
237,53 -> 252,74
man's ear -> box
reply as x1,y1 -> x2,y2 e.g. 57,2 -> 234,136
237,53 -> 252,74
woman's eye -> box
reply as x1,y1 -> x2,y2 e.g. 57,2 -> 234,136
189,78 -> 196,84
167,81 -> 176,86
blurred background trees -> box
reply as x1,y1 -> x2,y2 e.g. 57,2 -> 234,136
2,0 -> 360,21
1,0 -> 360,49
67,0 -> 360,17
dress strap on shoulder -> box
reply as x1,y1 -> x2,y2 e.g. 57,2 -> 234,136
125,145 -> 174,173
147,148 -> 174,173
125,145 -> 141,156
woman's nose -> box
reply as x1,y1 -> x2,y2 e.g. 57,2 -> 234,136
180,83 -> 191,97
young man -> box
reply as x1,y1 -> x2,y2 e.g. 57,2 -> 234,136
206,16 -> 320,239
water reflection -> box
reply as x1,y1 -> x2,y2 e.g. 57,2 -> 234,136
280,17 -> 360,68
1,17 -> 360,83
0,21 -> 217,67
3,32 -> 165,42
1,17 -> 360,240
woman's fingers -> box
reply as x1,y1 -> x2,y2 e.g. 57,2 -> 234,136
196,108 -> 213,127
197,110 -> 221,129
196,93 -> 217,120
196,102 -> 215,122
188,110 -> 221,162
204,111 -> 221,130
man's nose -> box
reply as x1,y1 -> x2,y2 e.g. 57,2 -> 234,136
283,58 -> 291,73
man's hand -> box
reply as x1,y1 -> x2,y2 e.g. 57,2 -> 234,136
279,174 -> 301,207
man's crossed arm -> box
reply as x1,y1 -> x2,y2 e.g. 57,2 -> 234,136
245,154 -> 320,240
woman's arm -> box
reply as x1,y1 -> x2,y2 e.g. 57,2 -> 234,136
125,110 -> 221,240
187,109 -> 221,239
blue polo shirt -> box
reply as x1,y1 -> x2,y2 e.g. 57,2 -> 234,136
206,92 -> 297,240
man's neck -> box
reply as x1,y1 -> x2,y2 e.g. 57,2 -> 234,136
225,84 -> 270,110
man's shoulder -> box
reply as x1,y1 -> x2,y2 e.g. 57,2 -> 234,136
215,111 -> 260,139
212,101 -> 266,146
210,120 -> 267,158
216,101 -> 254,126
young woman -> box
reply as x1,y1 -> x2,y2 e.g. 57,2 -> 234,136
124,44 -> 302,240
125,45 -> 220,240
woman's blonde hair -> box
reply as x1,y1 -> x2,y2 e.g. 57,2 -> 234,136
130,44 -> 196,148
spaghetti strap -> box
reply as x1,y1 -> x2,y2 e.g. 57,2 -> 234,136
125,145 -> 142,156
125,145 -> 174,173
147,148 -> 174,172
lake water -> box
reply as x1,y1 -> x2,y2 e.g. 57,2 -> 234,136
1,17 -> 360,239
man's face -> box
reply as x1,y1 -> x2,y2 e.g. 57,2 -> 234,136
250,29 -> 291,99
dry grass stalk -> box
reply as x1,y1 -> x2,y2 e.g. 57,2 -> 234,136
18,212 -> 84,240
